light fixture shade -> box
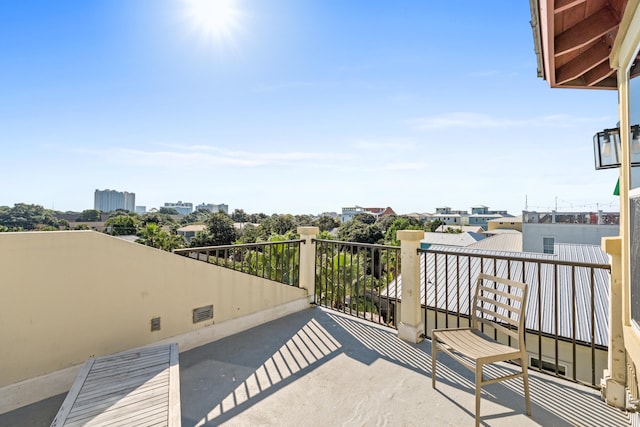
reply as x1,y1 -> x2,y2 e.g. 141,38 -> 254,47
593,125 -> 640,170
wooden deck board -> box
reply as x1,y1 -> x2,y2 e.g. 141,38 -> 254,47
51,343 -> 180,427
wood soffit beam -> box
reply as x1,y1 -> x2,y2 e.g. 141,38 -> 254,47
555,6 -> 619,56
555,40 -> 611,84
554,0 -> 587,14
584,61 -> 616,86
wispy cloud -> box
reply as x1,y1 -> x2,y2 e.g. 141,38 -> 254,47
76,144 -> 346,168
406,112 -> 612,131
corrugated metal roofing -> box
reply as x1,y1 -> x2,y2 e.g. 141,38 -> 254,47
482,229 -> 521,235
383,244 -> 610,347
555,243 -> 610,264
421,232 -> 483,247
434,225 -> 484,233
466,233 -> 523,252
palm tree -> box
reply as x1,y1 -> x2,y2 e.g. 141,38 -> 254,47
136,224 -> 186,251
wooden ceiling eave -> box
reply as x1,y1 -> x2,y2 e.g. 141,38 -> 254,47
555,39 -> 612,84
585,61 -> 617,85
533,0 -> 628,89
555,0 -> 588,14
554,6 -> 619,56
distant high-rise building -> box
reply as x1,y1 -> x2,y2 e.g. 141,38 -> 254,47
163,201 -> 193,215
135,206 -> 147,215
94,189 -> 135,212
196,203 -> 228,214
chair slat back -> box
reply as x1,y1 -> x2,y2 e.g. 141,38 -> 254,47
472,273 -> 528,343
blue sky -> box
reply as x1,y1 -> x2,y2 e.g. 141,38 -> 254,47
0,0 -> 621,215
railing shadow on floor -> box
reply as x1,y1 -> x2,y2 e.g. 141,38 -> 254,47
179,307 -> 628,427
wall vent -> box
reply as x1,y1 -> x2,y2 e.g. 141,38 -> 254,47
530,356 -> 567,376
151,317 -> 161,332
193,305 -> 213,323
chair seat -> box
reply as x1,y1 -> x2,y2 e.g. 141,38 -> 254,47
434,328 -> 521,364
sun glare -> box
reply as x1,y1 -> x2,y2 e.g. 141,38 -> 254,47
183,0 -> 243,47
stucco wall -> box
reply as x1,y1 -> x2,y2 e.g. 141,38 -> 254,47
0,231 -> 307,388
522,223 -> 619,253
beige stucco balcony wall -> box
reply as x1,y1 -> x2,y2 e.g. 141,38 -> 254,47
0,231 -> 307,402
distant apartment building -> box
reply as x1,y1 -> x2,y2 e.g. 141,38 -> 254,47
432,207 -> 466,226
340,206 -> 367,222
433,206 -> 512,229
94,189 -> 135,212
339,206 -> 396,222
522,210 -> 620,254
164,201 -> 193,215
196,203 -> 229,214
135,206 -> 146,215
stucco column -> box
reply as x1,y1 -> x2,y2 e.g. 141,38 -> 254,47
601,236 -> 626,408
298,226 -> 319,303
397,230 -> 424,343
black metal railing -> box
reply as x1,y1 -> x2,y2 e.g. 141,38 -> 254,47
313,239 -> 400,327
174,240 -> 303,287
416,248 -> 611,387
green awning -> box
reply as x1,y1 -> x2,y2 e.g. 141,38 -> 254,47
614,178 -> 620,196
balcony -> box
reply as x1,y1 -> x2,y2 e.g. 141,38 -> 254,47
1,307 -> 628,426
0,229 -> 631,425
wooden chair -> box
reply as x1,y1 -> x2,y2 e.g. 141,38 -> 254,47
432,273 -> 530,426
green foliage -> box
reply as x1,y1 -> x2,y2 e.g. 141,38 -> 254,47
76,209 -> 101,222
107,209 -> 137,219
231,208 -> 248,222
181,210 -> 210,225
140,213 -> 176,228
293,214 -> 314,226
352,213 -> 376,224
0,203 -> 60,230
159,207 -> 179,215
260,214 -> 296,236
315,215 -> 340,232
426,219 -> 444,232
337,220 -> 383,244
444,226 -> 464,234
247,212 -> 268,223
136,224 -> 186,251
73,224 -> 91,230
314,247 -> 394,323
210,234 -> 300,285
236,224 -> 261,244
105,215 -> 140,235
190,211 -> 236,247
316,230 -> 335,240
383,216 -> 423,246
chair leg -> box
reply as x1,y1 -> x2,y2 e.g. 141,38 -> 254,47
522,355 -> 531,416
475,365 -> 482,427
432,338 -> 437,389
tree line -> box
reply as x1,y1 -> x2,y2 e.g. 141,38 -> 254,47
0,203 -> 447,251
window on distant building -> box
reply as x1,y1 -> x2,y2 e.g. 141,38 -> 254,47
543,237 -> 555,254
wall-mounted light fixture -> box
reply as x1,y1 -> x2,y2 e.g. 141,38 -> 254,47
593,125 -> 640,169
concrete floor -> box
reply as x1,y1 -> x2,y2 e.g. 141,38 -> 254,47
0,306 -> 630,426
